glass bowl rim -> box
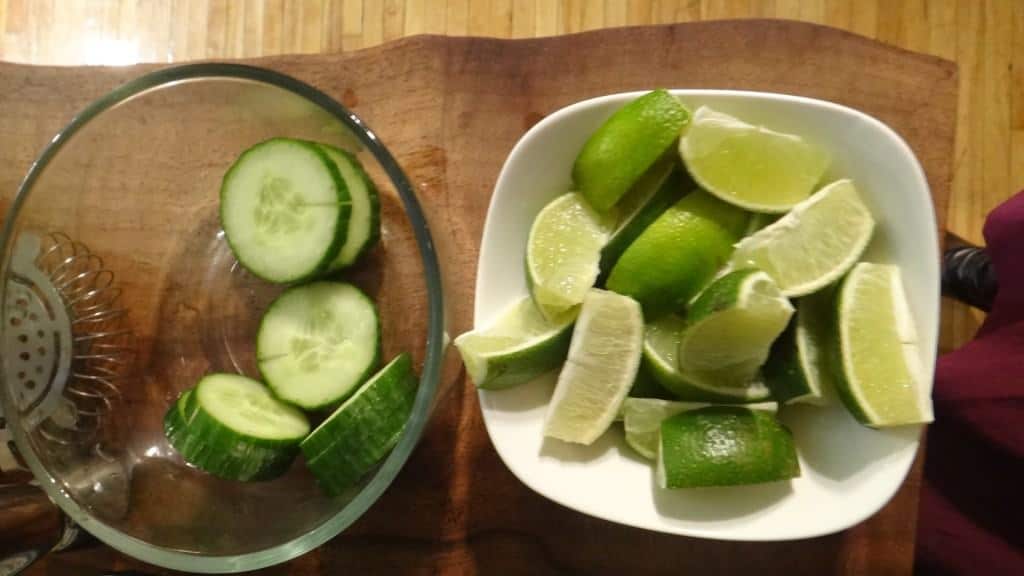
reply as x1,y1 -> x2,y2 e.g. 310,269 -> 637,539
0,62 -> 445,573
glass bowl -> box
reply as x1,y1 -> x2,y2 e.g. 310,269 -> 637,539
0,64 -> 445,572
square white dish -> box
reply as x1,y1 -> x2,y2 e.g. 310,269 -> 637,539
473,90 -> 939,541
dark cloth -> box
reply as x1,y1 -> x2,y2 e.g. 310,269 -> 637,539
916,190 -> 1024,575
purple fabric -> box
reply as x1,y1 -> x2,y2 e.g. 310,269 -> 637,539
915,190 -> 1024,575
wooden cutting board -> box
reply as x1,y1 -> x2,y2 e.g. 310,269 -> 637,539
2,20 -> 956,576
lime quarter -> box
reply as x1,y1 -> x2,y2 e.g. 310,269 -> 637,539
621,398 -> 777,460
606,190 -> 749,319
730,179 -> 875,297
526,192 -> 612,319
544,289 -> 643,445
657,406 -> 800,488
574,89 -> 690,212
680,106 -> 829,213
455,296 -> 576,390
829,263 -> 933,427
677,269 -> 794,389
642,315 -> 772,402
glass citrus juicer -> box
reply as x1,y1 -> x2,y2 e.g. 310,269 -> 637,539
0,64 -> 448,573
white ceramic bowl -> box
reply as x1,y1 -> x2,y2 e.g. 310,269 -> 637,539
474,90 -> 938,541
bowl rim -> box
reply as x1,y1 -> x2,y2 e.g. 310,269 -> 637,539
475,88 -> 938,541
0,63 -> 446,573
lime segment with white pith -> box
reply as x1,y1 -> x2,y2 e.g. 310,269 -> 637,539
527,192 -> 612,319
677,269 -> 794,389
455,297 -> 576,390
730,179 -> 875,297
829,263 -> 933,427
679,106 -> 829,213
642,314 -> 772,402
544,289 -> 643,445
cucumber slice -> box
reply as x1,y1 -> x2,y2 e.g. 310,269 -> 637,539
163,374 -> 309,481
257,282 -> 381,410
317,144 -> 381,271
301,354 -> 417,496
220,138 -> 352,283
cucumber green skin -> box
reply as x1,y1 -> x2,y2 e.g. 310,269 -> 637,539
178,389 -> 195,416
606,191 -> 750,319
660,407 -> 799,488
300,354 -> 417,496
598,166 -> 688,285
164,387 -> 300,482
573,90 -> 690,212
299,353 -> 414,458
315,143 -> 382,271
761,319 -> 811,404
219,138 -> 352,284
256,282 -> 382,412
471,323 -> 574,390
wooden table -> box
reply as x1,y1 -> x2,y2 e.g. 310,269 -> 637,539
1,1 -> 1020,352
0,2 -> 1013,575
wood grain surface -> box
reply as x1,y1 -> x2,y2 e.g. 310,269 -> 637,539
1,19 -> 956,575
0,0 -> 1015,352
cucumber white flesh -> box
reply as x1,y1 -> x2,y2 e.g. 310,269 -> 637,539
163,375 -> 310,481
220,138 -> 351,283
257,282 -> 381,410
300,353 -> 417,496
317,144 -> 381,271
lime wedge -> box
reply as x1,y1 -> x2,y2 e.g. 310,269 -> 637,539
678,269 -> 794,388
730,179 -> 875,297
574,89 -> 690,211
598,157 -> 686,282
527,192 -> 612,319
680,106 -> 829,213
763,289 -> 836,405
831,263 -> 933,427
454,297 -> 576,390
544,289 -> 643,444
657,406 -> 800,488
643,315 -> 772,402
606,190 -> 749,319
621,398 -> 777,460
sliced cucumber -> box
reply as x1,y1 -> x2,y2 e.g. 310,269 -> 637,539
317,144 -> 381,271
220,138 -> 351,283
257,281 -> 381,410
301,353 -> 417,496
163,374 -> 309,481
